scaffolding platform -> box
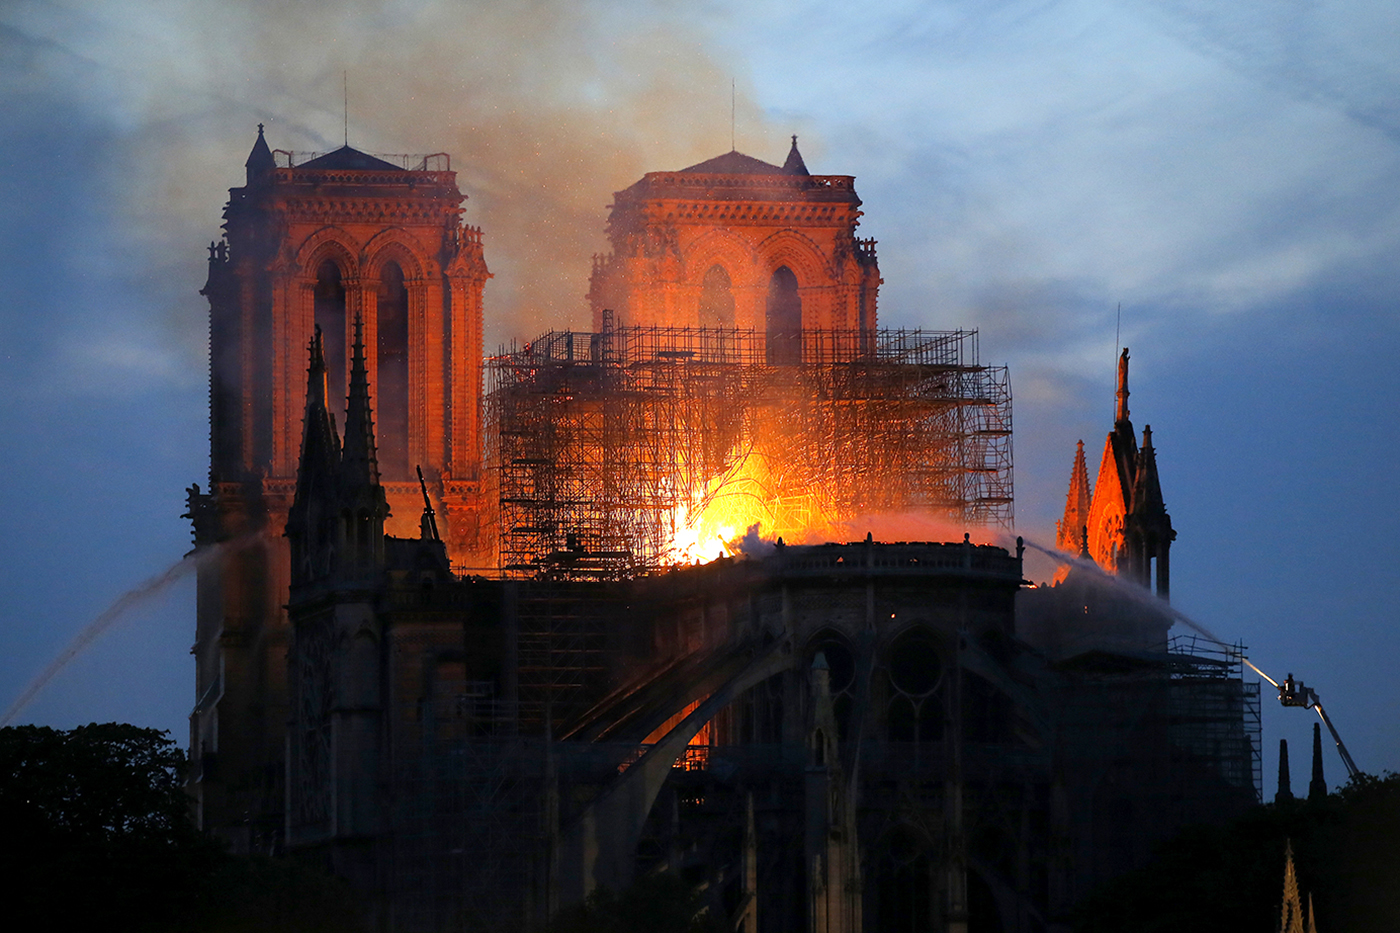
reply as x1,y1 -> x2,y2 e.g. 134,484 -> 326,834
485,325 -> 1013,578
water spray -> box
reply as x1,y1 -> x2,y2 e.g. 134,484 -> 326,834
1,542 -> 229,727
1014,532 -> 1361,778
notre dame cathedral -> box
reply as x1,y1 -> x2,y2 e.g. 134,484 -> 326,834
187,127 -> 1257,933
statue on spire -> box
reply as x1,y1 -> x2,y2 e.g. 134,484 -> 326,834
1115,347 -> 1130,426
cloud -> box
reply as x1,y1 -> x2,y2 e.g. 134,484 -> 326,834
0,0 -> 794,388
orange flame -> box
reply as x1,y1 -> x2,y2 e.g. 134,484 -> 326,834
664,447 -> 847,564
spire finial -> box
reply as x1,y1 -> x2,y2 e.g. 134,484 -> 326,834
257,122 -> 265,136
341,312 -> 381,486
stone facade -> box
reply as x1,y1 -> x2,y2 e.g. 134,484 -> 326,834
189,128 -> 488,846
588,140 -> 882,355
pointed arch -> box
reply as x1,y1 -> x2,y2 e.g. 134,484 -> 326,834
876,825 -> 935,933
753,228 -> 829,289
766,266 -> 801,364
682,227 -> 760,287
362,233 -> 434,482
295,227 -> 362,279
362,228 -> 430,281
884,625 -> 946,744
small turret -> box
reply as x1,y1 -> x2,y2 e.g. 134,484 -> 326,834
245,123 -> 275,185
782,134 -> 810,176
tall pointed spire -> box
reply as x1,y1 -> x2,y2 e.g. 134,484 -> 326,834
337,313 -> 389,573
1056,440 -> 1092,554
1309,721 -> 1327,801
294,325 -> 341,490
1276,738 -> 1294,803
1279,840 -> 1305,933
342,313 -> 381,488
288,326 -> 343,587
307,324 -> 328,410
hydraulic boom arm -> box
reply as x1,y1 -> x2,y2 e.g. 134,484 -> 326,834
1244,658 -> 1360,781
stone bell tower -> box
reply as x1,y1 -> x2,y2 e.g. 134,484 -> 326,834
588,137 -> 880,361
187,126 -> 488,845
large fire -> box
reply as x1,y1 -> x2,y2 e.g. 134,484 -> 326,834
663,447 -> 846,564
662,444 -> 1008,565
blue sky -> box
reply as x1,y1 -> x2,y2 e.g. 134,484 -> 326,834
1,0 -> 1397,794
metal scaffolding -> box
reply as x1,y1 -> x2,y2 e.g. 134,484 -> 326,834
485,325 -> 1012,578
1167,634 -> 1263,802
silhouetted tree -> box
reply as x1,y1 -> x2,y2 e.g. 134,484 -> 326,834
0,723 -> 217,931
1073,772 -> 1400,932
0,723 -> 367,933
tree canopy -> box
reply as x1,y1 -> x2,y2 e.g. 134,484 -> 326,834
1073,772 -> 1400,932
0,723 -> 366,933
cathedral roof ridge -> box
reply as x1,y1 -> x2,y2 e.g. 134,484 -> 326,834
297,145 -> 406,171
678,149 -> 787,175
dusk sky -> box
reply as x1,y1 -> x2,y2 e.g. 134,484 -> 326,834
2,0 -> 1397,795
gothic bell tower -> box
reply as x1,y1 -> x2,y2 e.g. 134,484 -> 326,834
188,126 -> 488,845
588,137 -> 881,357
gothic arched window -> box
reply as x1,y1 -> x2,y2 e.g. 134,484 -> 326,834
885,628 -> 944,744
313,260 -> 347,414
765,266 -> 801,364
809,631 -> 856,741
699,264 -> 734,328
377,262 -> 410,480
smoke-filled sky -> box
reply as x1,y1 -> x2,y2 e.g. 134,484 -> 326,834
2,0 -> 1397,794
